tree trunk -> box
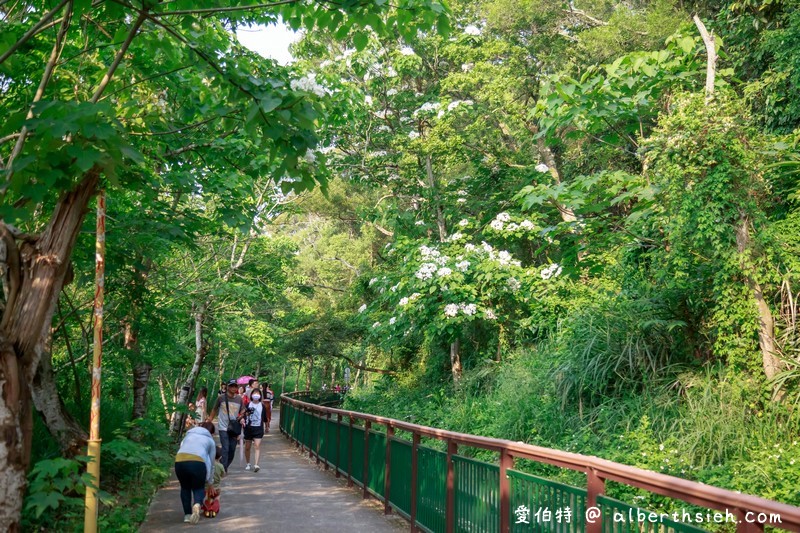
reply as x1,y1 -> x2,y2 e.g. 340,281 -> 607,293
0,172 -> 98,531
736,215 -> 782,380
294,360 -> 302,391
31,349 -> 88,456
450,338 -> 463,382
305,357 -> 313,391
131,362 -> 152,421
535,137 -> 578,223
170,301 -> 208,433
157,375 -> 171,423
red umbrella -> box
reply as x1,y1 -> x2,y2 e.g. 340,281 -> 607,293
236,376 -> 254,385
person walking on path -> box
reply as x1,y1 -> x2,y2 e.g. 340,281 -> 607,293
207,379 -> 244,471
263,383 -> 274,431
243,388 -> 268,472
174,421 -> 216,524
194,387 -> 208,422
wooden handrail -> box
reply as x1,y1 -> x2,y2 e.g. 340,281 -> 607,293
281,392 -> 800,532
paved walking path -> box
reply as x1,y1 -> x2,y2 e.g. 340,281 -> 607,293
140,415 -> 405,532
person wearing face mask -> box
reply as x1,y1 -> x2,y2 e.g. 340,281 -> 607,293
242,388 -> 268,472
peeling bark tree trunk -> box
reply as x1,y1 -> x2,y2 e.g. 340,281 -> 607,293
170,301 -> 208,434
131,362 -> 152,421
0,172 -> 98,531
31,349 -> 88,456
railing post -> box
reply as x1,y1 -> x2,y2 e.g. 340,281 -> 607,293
316,411 -> 323,462
410,432 -> 420,532
587,467 -> 605,533
324,412 -> 331,470
347,416 -> 354,487
446,439 -> 457,533
363,421 -> 372,499
499,449 -> 513,533
384,425 -> 394,515
297,406 -> 303,451
336,413 -> 342,478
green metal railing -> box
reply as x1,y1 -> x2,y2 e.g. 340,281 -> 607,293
280,394 -> 800,533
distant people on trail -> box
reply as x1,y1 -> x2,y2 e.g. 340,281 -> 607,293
263,383 -> 274,431
207,379 -> 244,472
321,383 -> 327,391
195,387 -> 208,422
243,388 -> 268,472
202,447 -> 225,518
333,384 -> 341,393
174,421 -> 216,524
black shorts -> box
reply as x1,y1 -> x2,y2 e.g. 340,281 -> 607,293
243,426 -> 264,440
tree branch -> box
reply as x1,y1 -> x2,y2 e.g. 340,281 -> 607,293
0,0 -> 71,66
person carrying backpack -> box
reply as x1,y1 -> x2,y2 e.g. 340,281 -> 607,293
207,379 -> 243,471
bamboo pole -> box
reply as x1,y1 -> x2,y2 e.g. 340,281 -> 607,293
84,190 -> 106,533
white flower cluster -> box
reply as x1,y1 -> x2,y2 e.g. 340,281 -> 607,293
389,317 -> 397,325
387,88 -> 399,96
415,263 -> 437,280
415,220 -> 425,226
507,277 -> 521,291
464,25 -> 481,36
458,219 -> 469,227
485,309 -> 497,320
414,102 -> 441,116
359,304 -> 367,313
456,260 -> 470,272
409,131 -> 420,140
461,63 -> 474,72
448,232 -> 464,241
535,163 -> 549,173
540,263 -> 562,280
398,292 -> 421,306
290,73 -> 327,98
444,303 -> 478,318
372,321 -> 381,328
369,277 -> 378,286
488,212 -> 536,233
303,150 -> 317,164
400,46 -> 416,56
374,109 -> 393,119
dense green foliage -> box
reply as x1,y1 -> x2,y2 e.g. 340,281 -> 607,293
3,0 -> 800,528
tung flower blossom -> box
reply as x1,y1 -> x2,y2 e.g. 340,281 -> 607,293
485,309 -> 497,320
520,220 -> 535,230
359,304 -> 367,313
540,263 -> 563,280
389,317 -> 397,325
400,46 -> 416,56
444,304 -> 460,317
496,212 -> 511,223
464,25 -> 481,36
290,73 -> 327,97
415,263 -> 438,280
437,267 -> 453,277
458,219 -> 469,227
507,277 -> 521,291
461,303 -> 477,316
490,220 -> 504,231
399,297 -> 409,306
372,321 -> 381,328
456,260 -> 470,272
535,163 -> 549,173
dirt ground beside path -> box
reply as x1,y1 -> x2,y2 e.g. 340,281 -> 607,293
139,415 -> 406,532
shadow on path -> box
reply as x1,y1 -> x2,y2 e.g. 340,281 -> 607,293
140,414 -> 405,532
